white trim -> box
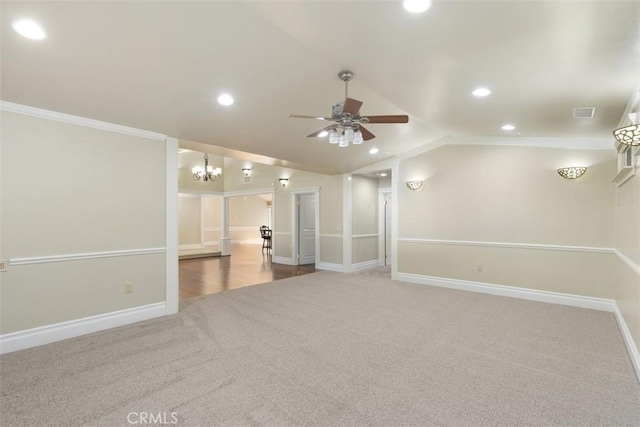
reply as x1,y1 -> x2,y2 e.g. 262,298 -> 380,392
612,303 -> 640,382
391,161 -> 400,279
445,136 -> 615,151
352,234 -> 378,239
352,260 -> 379,272
290,187 -> 321,195
274,256 -> 295,266
615,249 -> 640,276
398,238 -> 614,254
229,226 -> 265,231
378,188 -> 392,267
165,137 -> 179,316
178,192 -> 203,198
319,233 -> 342,238
0,101 -> 166,142
396,273 -> 615,312
224,188 -> 275,198
316,262 -> 343,273
10,248 -> 166,266
178,190 -> 224,197
179,244 -> 203,251
0,302 -> 166,354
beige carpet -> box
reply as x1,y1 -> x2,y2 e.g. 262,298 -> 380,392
1,270 -> 639,426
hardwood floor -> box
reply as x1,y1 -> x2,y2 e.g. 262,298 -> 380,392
179,244 -> 316,299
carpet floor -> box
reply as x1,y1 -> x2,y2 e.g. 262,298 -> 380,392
1,269 -> 639,426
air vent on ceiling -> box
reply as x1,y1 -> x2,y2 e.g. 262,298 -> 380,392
573,107 -> 596,119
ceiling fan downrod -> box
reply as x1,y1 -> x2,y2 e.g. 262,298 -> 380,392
338,70 -> 353,99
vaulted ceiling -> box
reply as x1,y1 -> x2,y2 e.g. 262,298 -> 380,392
2,1 -> 639,175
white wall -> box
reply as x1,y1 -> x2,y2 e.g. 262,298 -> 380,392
1,110 -> 168,334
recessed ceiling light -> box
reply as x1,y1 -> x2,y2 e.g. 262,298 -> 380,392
217,93 -> 234,106
472,87 -> 491,97
501,124 -> 516,131
12,19 -> 46,40
317,130 -> 329,138
369,148 -> 380,155
403,0 -> 433,13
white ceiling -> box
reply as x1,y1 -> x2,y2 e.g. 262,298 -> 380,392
2,1 -> 639,175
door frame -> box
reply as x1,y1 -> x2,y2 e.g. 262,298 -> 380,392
378,188 -> 392,266
291,187 -> 320,266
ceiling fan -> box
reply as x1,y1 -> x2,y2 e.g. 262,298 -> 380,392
288,70 -> 409,147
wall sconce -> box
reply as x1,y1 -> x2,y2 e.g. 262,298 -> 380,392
406,180 -> 423,191
613,113 -> 639,147
557,167 -> 587,179
242,168 -> 252,177
279,178 -> 289,187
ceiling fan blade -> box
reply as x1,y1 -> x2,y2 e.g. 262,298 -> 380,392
343,97 -> 363,115
359,125 -> 376,141
307,126 -> 334,138
364,115 -> 409,124
288,114 -> 333,121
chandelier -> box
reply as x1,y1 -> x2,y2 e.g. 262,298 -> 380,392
192,153 -> 221,182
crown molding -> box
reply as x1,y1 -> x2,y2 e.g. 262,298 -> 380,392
0,101 -> 167,142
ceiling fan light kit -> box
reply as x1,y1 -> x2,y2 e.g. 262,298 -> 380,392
289,70 -> 409,148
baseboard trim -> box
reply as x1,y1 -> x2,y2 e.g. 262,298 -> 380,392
395,272 -> 615,312
612,303 -> 640,382
0,302 -> 166,355
352,260 -> 379,272
273,256 -> 294,266
316,262 -> 343,272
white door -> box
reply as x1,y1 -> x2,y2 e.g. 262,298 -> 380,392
384,193 -> 392,266
298,194 -> 316,265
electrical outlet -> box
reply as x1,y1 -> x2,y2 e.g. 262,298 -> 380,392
125,283 -> 134,294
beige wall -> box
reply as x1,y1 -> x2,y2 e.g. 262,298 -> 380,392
614,169 -> 640,358
352,175 -> 378,264
228,195 -> 269,243
1,111 -> 167,334
178,196 -> 201,246
397,144 -> 616,298
203,196 -> 221,243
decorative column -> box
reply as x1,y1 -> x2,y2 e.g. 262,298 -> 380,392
219,196 -> 231,256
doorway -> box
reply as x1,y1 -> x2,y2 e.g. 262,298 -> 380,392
292,191 -> 319,266
379,190 -> 392,266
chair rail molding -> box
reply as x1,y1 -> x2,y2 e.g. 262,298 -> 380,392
398,238 -> 614,254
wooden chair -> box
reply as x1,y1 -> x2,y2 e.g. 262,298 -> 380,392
259,225 -> 272,251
